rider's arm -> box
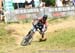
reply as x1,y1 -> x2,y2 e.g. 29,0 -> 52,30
42,21 -> 48,32
32,18 -> 38,25
44,21 -> 48,27
32,16 -> 42,25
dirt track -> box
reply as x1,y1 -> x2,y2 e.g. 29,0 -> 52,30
5,18 -> 75,45
4,17 -> 75,53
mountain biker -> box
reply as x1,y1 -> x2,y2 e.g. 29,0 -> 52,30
21,15 -> 48,46
32,15 -> 48,42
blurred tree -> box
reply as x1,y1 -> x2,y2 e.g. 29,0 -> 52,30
44,0 -> 55,7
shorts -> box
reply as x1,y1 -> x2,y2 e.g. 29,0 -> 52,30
32,23 -> 47,33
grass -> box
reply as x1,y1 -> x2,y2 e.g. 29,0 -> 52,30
6,15 -> 73,24
46,28 -> 75,48
11,28 -> 75,53
0,17 -> 75,53
48,16 -> 72,24
0,23 -> 16,53
0,25 -> 75,53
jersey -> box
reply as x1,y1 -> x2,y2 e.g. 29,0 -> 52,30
32,17 -> 48,27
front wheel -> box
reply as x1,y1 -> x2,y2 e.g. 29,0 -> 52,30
21,30 -> 34,46
21,37 -> 32,46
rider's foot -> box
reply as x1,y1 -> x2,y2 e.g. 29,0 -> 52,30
39,38 -> 47,42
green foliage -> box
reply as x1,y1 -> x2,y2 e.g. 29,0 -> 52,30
45,0 -> 55,6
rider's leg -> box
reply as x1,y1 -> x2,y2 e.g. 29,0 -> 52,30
39,27 -> 47,41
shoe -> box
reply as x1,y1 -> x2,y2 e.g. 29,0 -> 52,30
39,38 -> 47,42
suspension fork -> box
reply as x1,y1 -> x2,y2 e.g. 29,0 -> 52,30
25,29 -> 34,42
